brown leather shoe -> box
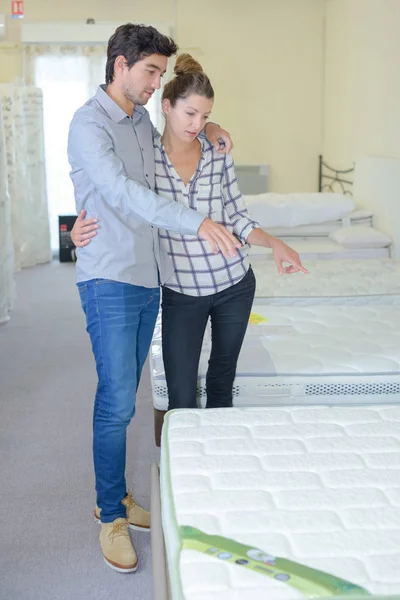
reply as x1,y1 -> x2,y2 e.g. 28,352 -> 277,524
94,491 -> 150,531
100,518 -> 138,573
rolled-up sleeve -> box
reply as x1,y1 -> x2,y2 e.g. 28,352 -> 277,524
68,114 -> 204,235
222,154 -> 260,243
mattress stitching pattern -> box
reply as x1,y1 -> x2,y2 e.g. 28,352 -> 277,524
161,406 -> 400,600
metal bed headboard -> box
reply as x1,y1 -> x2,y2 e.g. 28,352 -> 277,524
318,155 -> 354,196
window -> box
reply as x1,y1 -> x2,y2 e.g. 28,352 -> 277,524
29,45 -> 162,249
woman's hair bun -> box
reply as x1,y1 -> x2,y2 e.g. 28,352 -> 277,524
174,53 -> 203,76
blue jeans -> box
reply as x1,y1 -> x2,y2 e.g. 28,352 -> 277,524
77,279 -> 160,523
161,267 -> 256,410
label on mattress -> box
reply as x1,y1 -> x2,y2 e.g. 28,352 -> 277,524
180,526 -> 371,597
249,313 -> 268,324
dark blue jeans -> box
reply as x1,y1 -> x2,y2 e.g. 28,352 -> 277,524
77,279 -> 160,523
161,268 -> 256,410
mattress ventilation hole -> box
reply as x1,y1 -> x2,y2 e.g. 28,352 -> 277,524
195,386 -> 241,397
154,382 -> 400,401
153,384 -> 242,399
153,385 -> 169,398
305,382 -> 400,396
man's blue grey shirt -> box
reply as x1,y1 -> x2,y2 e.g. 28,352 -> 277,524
67,85 -> 204,287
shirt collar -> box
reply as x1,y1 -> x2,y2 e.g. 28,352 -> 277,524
95,85 -> 146,124
157,136 -> 209,184
198,135 -> 213,152
155,134 -> 211,153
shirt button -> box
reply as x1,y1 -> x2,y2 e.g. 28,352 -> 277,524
145,174 -> 149,178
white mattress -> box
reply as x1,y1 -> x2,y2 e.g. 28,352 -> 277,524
266,209 -> 373,237
252,258 -> 400,306
248,239 -> 390,261
160,406 -> 400,600
150,304 -> 400,410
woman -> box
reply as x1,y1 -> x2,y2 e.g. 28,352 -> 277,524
71,54 -> 308,411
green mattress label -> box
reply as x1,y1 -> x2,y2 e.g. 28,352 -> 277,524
180,525 -> 371,598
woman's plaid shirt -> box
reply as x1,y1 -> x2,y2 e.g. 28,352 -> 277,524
154,136 -> 259,297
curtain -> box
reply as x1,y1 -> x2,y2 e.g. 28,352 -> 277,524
0,82 -> 51,275
24,45 -> 107,250
0,96 -> 15,324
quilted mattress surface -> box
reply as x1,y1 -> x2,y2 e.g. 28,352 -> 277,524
252,259 -> 400,306
151,304 -> 400,412
248,240 -> 390,261
160,406 -> 400,600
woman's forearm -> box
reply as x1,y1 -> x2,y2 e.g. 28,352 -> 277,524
246,227 -> 279,249
246,227 -> 309,275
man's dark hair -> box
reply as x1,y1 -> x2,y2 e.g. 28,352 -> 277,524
105,23 -> 178,84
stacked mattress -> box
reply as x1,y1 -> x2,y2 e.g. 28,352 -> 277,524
264,210 -> 373,237
158,406 -> 400,599
251,259 -> 400,305
243,196 -> 390,261
150,304 -> 400,410
248,241 -> 390,261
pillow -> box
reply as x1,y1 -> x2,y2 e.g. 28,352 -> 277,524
329,225 -> 392,248
243,193 -> 354,228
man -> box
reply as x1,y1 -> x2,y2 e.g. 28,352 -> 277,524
67,23 -> 238,573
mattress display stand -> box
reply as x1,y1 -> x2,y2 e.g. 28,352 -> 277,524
151,463 -> 171,599
154,409 -> 167,447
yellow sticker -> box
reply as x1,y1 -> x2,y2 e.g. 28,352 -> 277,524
249,313 -> 268,324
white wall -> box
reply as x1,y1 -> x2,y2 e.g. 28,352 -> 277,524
323,0 -> 400,169
178,0 -> 325,192
2,1 -> 399,194
0,0 -> 325,193
0,0 -> 173,25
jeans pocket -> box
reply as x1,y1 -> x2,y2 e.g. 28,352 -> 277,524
242,266 -> 256,290
77,283 -> 88,312
247,266 -> 256,285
